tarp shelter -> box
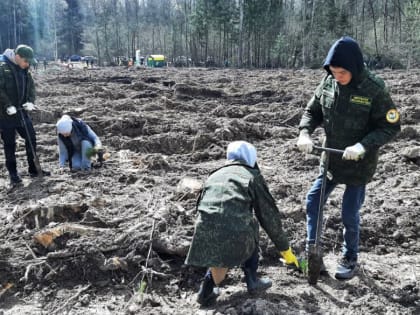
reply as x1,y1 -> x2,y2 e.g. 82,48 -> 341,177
147,55 -> 166,67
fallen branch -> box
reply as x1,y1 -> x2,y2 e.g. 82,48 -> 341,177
33,223 -> 109,248
139,265 -> 173,279
0,283 -> 14,299
52,284 -> 91,315
129,219 -> 156,286
24,241 -> 57,276
124,218 -> 156,311
23,261 -> 45,282
3,207 -> 37,241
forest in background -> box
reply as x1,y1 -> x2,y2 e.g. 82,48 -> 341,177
0,0 -> 419,68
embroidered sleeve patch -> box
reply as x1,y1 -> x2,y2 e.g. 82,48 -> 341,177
350,95 -> 372,106
386,109 -> 400,123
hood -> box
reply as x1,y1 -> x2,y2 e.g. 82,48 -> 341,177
226,141 -> 257,168
2,49 -> 17,65
323,36 -> 364,81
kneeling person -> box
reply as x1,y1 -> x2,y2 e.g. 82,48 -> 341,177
56,115 -> 102,172
185,141 -> 299,306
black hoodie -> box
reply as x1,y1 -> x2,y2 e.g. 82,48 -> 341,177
299,36 -> 401,185
323,36 -> 364,83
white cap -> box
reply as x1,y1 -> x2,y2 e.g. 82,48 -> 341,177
56,115 -> 73,134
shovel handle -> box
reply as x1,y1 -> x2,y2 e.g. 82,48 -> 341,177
313,145 -> 344,155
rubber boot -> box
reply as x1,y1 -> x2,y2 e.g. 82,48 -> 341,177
9,173 -> 22,186
197,270 -> 218,306
243,268 -> 272,294
242,249 -> 272,294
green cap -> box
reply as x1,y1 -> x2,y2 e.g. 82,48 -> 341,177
15,45 -> 34,63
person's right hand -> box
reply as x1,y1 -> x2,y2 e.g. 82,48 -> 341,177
6,106 -> 17,115
297,130 -> 313,153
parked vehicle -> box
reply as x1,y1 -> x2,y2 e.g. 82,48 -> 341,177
69,55 -> 82,62
147,55 -> 166,67
82,56 -> 96,62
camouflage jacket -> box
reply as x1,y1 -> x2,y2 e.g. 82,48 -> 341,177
299,68 -> 401,185
0,57 -> 36,122
185,161 -> 290,268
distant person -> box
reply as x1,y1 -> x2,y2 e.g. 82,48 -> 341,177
32,58 -> 38,71
85,58 -> 89,68
296,36 -> 401,280
90,59 -> 94,68
186,141 -> 300,306
0,44 -> 50,186
43,58 -> 47,70
56,115 -> 102,172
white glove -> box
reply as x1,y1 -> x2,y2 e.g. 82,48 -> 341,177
343,143 -> 366,161
297,130 -> 313,153
22,102 -> 36,111
6,106 -> 17,115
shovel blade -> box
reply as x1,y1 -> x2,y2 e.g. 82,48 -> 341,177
307,244 -> 322,285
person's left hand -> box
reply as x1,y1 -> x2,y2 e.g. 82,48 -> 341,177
343,143 -> 366,161
280,247 -> 300,268
22,102 -> 36,111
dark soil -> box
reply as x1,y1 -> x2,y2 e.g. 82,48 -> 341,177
0,64 -> 419,314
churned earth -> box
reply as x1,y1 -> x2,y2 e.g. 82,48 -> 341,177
0,64 -> 419,314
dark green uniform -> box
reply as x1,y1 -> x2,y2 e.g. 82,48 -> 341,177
0,57 -> 36,121
299,68 -> 401,185
0,52 -> 39,181
185,161 -> 290,268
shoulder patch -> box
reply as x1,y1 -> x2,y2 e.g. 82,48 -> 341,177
350,95 -> 372,106
386,109 -> 400,123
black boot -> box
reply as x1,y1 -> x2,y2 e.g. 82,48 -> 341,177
9,173 -> 22,186
197,270 -> 218,306
242,249 -> 272,294
243,268 -> 272,294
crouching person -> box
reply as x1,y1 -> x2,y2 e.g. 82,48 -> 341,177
56,115 -> 102,172
185,141 -> 299,306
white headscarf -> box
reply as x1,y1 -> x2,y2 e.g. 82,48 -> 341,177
226,141 -> 257,167
56,115 -> 73,134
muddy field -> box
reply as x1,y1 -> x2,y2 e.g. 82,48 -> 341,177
0,64 -> 419,314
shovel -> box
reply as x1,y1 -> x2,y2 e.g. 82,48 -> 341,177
307,145 -> 344,285
17,108 -> 43,178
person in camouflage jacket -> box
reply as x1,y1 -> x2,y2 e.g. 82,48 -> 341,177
0,45 -> 49,185
297,36 -> 401,280
186,141 -> 299,306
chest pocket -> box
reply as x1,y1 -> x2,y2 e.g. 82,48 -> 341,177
320,89 -> 335,109
343,102 -> 371,131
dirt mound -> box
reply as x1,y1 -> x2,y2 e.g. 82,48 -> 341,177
0,67 -> 418,314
